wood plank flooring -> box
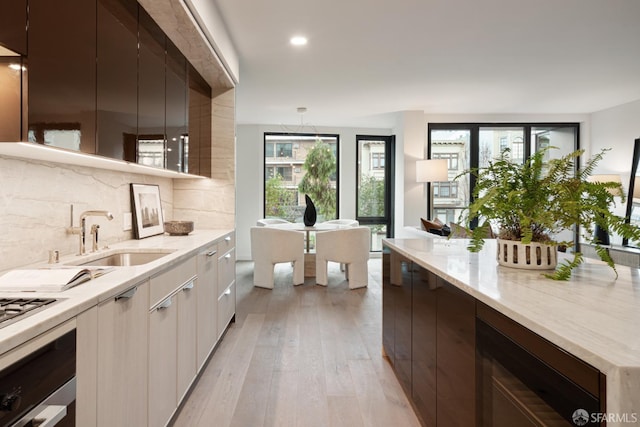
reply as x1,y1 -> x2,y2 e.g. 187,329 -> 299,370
172,259 -> 421,427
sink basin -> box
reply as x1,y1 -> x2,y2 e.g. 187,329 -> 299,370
67,249 -> 175,267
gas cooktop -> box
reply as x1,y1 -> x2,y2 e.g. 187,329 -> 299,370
0,298 -> 57,328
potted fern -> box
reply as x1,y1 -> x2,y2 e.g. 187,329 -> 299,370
459,147 -> 640,280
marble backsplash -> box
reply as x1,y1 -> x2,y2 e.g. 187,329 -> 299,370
0,155 -> 174,271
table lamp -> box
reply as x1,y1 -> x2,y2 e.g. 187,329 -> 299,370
416,159 -> 449,219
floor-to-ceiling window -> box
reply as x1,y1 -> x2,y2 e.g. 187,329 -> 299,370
356,135 -> 395,251
428,123 -> 579,242
264,133 -> 339,223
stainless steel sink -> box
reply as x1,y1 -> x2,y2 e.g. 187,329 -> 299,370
67,249 -> 175,267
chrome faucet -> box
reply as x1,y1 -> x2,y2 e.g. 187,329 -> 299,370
69,210 -> 114,255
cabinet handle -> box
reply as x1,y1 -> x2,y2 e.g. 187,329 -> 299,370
157,297 -> 172,310
224,288 -> 231,296
206,250 -> 217,257
225,236 -> 231,242
115,286 -> 137,301
224,253 -> 232,260
182,281 -> 195,291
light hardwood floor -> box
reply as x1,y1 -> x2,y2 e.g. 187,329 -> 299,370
172,259 -> 421,427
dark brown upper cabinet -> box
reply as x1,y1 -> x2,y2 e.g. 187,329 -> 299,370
0,0 -> 27,141
28,0 -> 97,153
0,0 -> 27,55
137,8 -> 166,170
96,0 -> 138,161
0,57 -> 26,142
1,0 -> 214,176
188,64 -> 212,177
165,39 -> 188,173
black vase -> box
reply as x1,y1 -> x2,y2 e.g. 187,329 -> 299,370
303,195 -> 317,226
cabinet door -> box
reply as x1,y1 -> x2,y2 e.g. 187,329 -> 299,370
137,8 -> 166,168
149,294 -> 178,427
436,277 -> 476,426
0,0 -> 27,142
165,39 -> 188,172
187,64 -> 212,176
411,265 -> 438,427
382,247 -> 394,360
217,282 -> 236,339
0,57 -> 24,142
177,279 -> 198,402
76,306 -> 98,427
96,0 -> 138,160
217,247 -> 236,338
0,0 -> 27,55
394,252 -> 413,396
196,244 -> 218,369
28,0 -> 96,153
97,282 -> 149,427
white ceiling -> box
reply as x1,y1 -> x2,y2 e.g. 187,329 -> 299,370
213,0 -> 640,128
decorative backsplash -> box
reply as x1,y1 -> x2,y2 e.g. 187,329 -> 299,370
0,155 -> 173,271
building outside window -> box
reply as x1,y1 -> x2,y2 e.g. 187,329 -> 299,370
264,133 -> 339,222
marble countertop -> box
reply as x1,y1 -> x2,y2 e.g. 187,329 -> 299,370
0,229 -> 233,355
384,237 -> 640,417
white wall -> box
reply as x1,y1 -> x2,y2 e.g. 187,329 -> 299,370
589,99 -> 640,240
236,123 -> 392,260
590,99 -> 640,194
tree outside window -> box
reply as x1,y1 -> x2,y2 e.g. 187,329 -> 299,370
264,133 -> 338,222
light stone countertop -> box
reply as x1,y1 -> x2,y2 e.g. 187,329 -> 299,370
0,229 -> 233,355
383,237 -> 640,420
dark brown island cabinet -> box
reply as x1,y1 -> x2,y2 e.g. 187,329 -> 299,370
382,244 -> 606,427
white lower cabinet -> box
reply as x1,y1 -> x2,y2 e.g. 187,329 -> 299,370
75,231 -> 236,426
148,257 -> 197,427
149,292 -> 178,427
96,281 -> 149,427
196,243 -> 218,370
177,279 -> 198,402
217,247 -> 236,339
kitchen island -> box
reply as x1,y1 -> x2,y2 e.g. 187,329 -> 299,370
383,237 -> 640,427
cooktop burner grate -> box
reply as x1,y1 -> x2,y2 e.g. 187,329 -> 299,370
0,298 -> 57,328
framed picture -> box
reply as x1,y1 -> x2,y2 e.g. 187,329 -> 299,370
130,183 -> 164,239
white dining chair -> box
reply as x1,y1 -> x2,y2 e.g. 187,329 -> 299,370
256,218 -> 292,227
250,226 -> 304,289
319,219 -> 359,271
315,226 -> 370,289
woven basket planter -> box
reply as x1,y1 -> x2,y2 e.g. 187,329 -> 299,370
496,239 -> 558,270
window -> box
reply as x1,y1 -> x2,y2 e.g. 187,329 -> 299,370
265,142 -> 293,158
371,152 -> 385,169
356,135 -> 395,251
265,166 -> 293,181
264,133 -> 339,222
433,152 -> 459,170
433,181 -> 458,198
429,123 -> 579,244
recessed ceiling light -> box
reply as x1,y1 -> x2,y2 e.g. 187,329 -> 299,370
290,36 -> 308,46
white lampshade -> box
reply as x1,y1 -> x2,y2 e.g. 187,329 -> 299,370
416,159 -> 448,183
588,174 -> 623,196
